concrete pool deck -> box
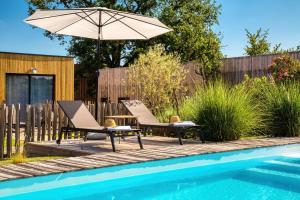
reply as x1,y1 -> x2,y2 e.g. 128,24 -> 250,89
0,136 -> 300,182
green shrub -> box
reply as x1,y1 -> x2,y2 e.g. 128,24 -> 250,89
262,82 -> 300,137
180,81 -> 265,141
240,75 -> 275,101
125,45 -> 187,116
268,54 -> 300,83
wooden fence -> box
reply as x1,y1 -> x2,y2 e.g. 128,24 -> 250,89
94,51 -> 300,102
221,51 -> 300,84
0,102 -> 128,159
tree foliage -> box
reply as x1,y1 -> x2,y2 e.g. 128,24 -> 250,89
244,28 -> 287,56
244,28 -> 271,56
125,45 -> 187,116
158,0 -> 223,83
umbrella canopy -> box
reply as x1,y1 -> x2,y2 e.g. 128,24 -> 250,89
24,7 -> 172,40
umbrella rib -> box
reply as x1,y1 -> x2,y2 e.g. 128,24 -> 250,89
105,10 -> 171,31
53,10 -> 98,34
81,10 -> 98,26
101,8 -> 157,20
102,16 -> 126,27
74,12 -> 97,26
102,12 -> 119,26
104,11 -> 148,39
25,10 -> 94,22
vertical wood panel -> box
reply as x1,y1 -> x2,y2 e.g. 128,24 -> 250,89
31,106 -> 35,142
0,106 -> 5,159
36,106 -> 42,142
47,103 -> 52,141
7,106 -> 13,158
25,105 -> 31,143
15,104 -> 20,153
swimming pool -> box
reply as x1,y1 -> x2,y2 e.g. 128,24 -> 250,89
0,144 -> 300,200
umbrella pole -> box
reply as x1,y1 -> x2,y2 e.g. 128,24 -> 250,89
95,38 -> 100,121
95,10 -> 102,122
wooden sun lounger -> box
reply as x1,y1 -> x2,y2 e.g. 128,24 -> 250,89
121,100 -> 205,144
56,100 -> 143,152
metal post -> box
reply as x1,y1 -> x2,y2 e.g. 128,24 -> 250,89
95,69 -> 100,121
95,10 -> 102,121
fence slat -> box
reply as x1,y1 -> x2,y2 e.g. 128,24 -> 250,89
58,108 -> 64,139
41,105 -> 46,141
100,103 -> 105,125
36,106 -> 42,142
96,101 -> 100,124
31,106 -> 36,142
47,103 -> 52,141
112,103 -> 117,115
15,104 -> 20,153
107,103 -> 112,117
25,105 -> 31,143
6,106 -> 13,158
0,106 -> 5,159
52,103 -> 58,140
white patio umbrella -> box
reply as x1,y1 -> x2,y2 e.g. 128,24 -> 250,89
24,7 -> 172,119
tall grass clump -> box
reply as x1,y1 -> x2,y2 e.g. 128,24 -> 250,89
262,82 -> 300,137
11,151 -> 26,164
180,81 -> 264,141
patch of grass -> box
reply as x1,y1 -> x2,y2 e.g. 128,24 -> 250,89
11,152 -> 26,164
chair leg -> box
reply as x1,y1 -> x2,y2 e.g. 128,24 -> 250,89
137,132 -> 143,149
83,131 -> 88,141
176,128 -> 183,145
198,129 -> 205,143
56,127 -> 64,145
109,132 -> 116,152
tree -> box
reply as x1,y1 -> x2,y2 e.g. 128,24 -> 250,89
27,0 -> 222,96
244,28 -> 283,56
125,45 -> 187,116
244,28 -> 271,56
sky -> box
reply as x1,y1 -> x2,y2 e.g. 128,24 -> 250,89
0,0 -> 68,56
215,0 -> 300,57
0,0 -> 300,57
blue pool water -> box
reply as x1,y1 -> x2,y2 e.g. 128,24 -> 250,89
0,144 -> 300,200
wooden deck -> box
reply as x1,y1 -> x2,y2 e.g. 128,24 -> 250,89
1,136 -> 300,182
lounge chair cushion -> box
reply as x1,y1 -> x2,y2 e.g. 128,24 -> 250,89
107,126 -> 132,131
172,121 -> 196,127
86,132 -> 107,140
